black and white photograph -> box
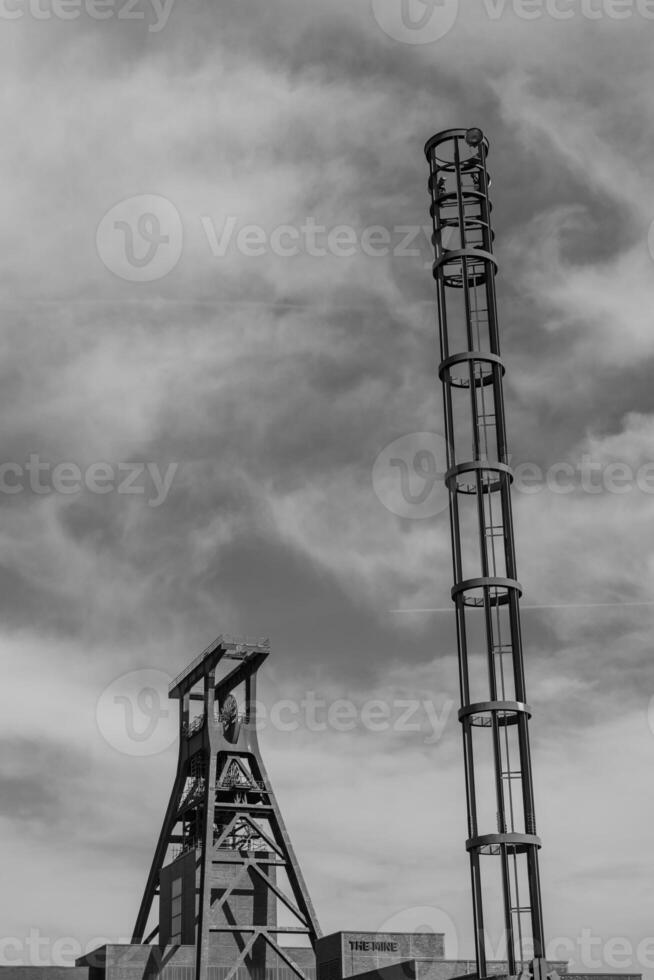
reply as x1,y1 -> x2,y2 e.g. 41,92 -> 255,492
0,5 -> 652,980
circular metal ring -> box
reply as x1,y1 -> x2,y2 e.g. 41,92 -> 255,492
466,833 -> 541,855
424,129 -> 490,160
433,247 -> 497,271
451,577 -> 522,607
439,351 -> 505,389
436,214 -> 491,232
445,460 -> 513,494
433,248 -> 498,288
459,700 -> 532,727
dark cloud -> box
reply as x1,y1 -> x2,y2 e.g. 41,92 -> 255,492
1,0 -> 654,970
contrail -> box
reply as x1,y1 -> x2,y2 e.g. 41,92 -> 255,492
391,601 -> 654,613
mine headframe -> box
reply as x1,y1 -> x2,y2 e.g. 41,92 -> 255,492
132,634 -> 321,980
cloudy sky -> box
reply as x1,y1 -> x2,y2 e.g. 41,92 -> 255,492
1,0 -> 654,976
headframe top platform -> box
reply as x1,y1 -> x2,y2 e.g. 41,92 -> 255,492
168,634 -> 271,698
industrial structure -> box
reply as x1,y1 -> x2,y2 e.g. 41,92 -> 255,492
0,632 -> 639,980
424,127 -> 546,980
0,128 -> 643,980
130,636 -> 320,980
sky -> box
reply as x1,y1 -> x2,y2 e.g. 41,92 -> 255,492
1,0 -> 654,976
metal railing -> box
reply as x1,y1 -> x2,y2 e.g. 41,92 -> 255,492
169,635 -> 270,695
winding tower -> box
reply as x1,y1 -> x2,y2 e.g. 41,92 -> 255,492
424,128 -> 549,980
132,635 -> 321,980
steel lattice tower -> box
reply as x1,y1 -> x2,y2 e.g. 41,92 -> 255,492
424,128 -> 548,980
132,635 -> 321,980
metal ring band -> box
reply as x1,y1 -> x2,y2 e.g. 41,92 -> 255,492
466,833 -> 542,853
445,460 -> 513,494
458,700 -> 532,724
439,351 -> 504,376
451,577 -> 523,606
433,247 -> 498,272
424,128 -> 490,160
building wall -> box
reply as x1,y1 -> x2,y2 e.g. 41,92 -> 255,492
565,976 -> 642,980
0,946 -> 639,980
352,959 -> 568,980
285,948 -> 316,978
316,933 -> 445,980
74,940 -> 315,980
314,936 -> 577,980
160,851 -> 197,947
344,962 -> 416,980
208,851 -> 277,969
157,848 -> 279,969
314,934 -> 341,980
413,960 -> 570,980
343,962 -> 629,980
0,969 -> 89,980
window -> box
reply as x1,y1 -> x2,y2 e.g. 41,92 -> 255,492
171,876 -> 183,943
